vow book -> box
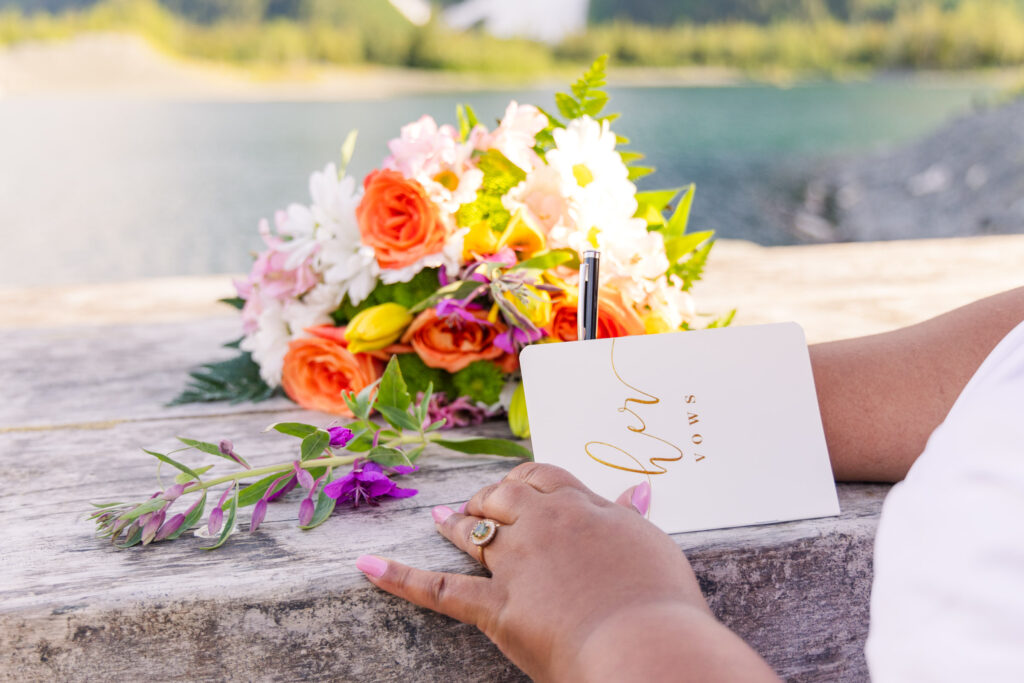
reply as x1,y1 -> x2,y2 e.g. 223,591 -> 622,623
520,323 -> 840,534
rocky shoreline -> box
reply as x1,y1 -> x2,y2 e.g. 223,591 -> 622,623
791,97 -> 1024,242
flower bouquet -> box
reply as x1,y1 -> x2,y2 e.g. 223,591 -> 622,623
95,57 -> 732,551
174,56 -> 730,436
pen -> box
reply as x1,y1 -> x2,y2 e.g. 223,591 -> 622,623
577,249 -> 600,341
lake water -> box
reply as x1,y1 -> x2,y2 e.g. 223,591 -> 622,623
0,79 -> 994,287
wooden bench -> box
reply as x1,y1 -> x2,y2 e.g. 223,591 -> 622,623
4,236 -> 1023,681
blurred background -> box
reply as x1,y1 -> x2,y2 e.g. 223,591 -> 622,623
1,0 -> 1022,287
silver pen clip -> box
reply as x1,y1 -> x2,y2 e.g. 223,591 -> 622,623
577,261 -> 589,341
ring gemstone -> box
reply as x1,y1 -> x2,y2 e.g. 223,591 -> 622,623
470,519 -> 498,546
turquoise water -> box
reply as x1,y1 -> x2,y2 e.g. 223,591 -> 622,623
0,79 -> 993,286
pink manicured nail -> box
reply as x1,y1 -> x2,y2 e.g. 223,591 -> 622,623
631,481 -> 651,516
458,502 -> 467,514
356,555 -> 388,578
432,505 -> 454,524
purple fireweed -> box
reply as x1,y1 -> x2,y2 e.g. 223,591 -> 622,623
436,298 -> 491,327
422,392 -> 496,429
161,483 -> 187,501
328,426 -> 354,448
293,461 -> 315,490
323,459 -> 418,508
266,475 -> 298,501
493,324 -> 544,354
298,497 -> 315,525
154,512 -> 186,542
250,498 -> 268,532
141,508 -> 166,545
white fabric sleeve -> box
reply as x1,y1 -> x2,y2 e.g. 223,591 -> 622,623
866,320 -> 1024,682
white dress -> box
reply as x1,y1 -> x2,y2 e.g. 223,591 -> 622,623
867,320 -> 1024,681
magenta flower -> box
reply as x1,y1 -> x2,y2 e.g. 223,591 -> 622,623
323,460 -> 418,508
328,426 -> 354,448
493,325 -> 544,354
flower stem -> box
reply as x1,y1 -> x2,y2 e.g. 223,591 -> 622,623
183,455 -> 358,494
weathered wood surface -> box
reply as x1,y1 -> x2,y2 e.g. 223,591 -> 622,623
0,316 -> 886,682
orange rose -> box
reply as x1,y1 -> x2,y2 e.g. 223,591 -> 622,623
402,308 -> 510,373
281,337 -> 383,417
547,287 -> 645,341
356,169 -> 448,270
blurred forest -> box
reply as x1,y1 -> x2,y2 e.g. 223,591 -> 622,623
3,0 -> 1024,74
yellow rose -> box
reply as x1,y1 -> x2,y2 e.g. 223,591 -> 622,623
497,208 -> 547,259
344,303 -> 413,354
504,284 -> 553,328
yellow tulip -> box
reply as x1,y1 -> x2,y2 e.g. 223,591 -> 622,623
344,303 -> 413,354
504,285 -> 553,328
508,381 -> 530,439
462,221 -> 502,260
498,208 -> 547,259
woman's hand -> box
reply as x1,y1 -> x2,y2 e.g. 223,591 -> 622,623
355,463 -> 777,681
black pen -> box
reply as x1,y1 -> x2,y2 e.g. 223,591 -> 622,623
577,250 -> 600,341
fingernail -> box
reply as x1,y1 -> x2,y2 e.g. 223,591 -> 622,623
356,554 -> 388,578
431,505 -> 454,525
458,502 -> 467,514
631,481 -> 651,516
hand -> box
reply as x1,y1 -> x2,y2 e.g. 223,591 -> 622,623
355,463 -> 776,681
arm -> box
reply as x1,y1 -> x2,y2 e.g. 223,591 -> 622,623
812,286 -> 1024,482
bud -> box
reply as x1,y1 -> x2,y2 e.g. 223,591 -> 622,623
161,483 -> 187,502
207,506 -> 224,536
344,303 -> 413,354
154,513 -> 186,542
328,426 -> 354,448
298,497 -> 315,526
294,461 -> 314,491
508,381 -> 530,439
141,508 -> 166,545
250,498 -> 268,533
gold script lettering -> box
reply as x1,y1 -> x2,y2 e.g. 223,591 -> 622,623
584,339 -> 685,476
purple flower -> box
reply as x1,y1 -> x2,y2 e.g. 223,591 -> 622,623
436,298 -> 491,327
293,461 -> 315,490
266,475 -> 298,502
250,498 -> 268,533
155,513 -> 186,542
323,459 -> 419,508
422,392 -> 496,429
298,497 -> 315,526
493,325 -> 543,354
328,426 -> 354,448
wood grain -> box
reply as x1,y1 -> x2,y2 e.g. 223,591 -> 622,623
0,319 -> 886,682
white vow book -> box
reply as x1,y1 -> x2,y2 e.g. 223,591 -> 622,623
520,323 -> 840,534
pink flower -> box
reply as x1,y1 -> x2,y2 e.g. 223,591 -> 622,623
473,101 -> 548,171
383,115 -> 482,211
235,218 -> 318,334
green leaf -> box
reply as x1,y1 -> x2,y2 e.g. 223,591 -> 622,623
424,419 -> 446,432
342,380 -> 378,421
511,248 -> 580,272
664,184 -> 696,239
377,356 -> 412,412
170,351 -> 279,406
366,446 -> 411,468
433,438 -> 532,459
237,472 -> 285,508
90,501 -> 123,509
555,91 -> 580,119
619,150 -> 645,164
338,129 -> 358,177
268,422 -> 318,438
118,497 -> 166,522
377,405 -> 422,432
300,430 -> 331,461
705,308 -> 737,329
167,490 -> 207,540
299,483 -> 338,531
664,230 -> 714,265
535,105 -> 564,129
175,465 -> 213,484
143,449 -> 200,482
669,240 -> 714,291
219,297 -> 245,310
115,525 -> 144,549
582,92 -> 609,117
627,165 -> 655,181
455,103 -> 479,141
177,437 -> 251,469
416,381 -> 434,425
201,486 -> 238,550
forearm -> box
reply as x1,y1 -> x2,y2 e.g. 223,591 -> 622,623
570,602 -> 778,683
811,286 -> 1024,482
